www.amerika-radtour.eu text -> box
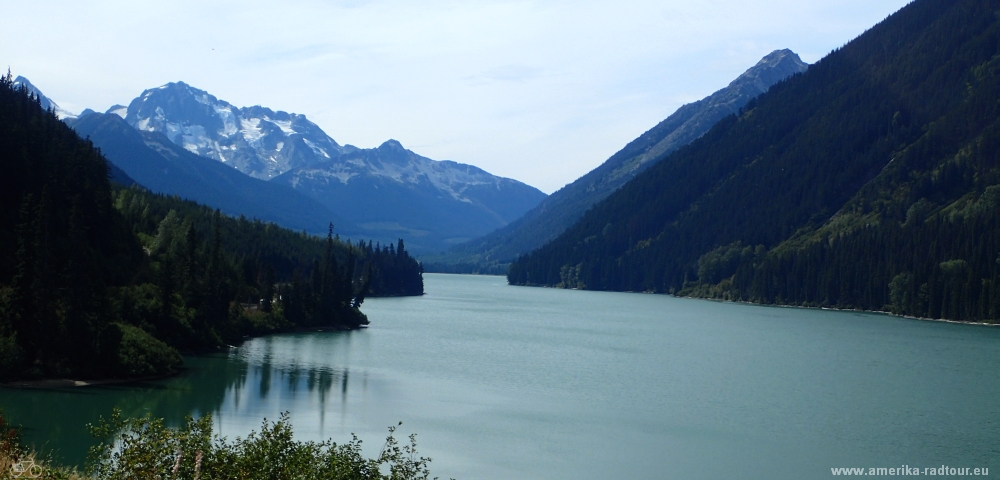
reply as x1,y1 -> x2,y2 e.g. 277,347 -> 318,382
831,466 -> 988,476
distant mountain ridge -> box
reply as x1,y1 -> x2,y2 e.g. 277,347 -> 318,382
436,49 -> 808,271
69,111 -> 353,235
57,80 -> 547,253
274,139 -> 548,249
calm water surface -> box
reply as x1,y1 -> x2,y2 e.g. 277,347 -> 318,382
2,273 -> 999,479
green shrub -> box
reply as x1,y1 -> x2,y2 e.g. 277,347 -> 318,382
88,410 -> 439,480
112,324 -> 183,378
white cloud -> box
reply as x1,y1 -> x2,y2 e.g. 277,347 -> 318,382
2,0 -> 912,193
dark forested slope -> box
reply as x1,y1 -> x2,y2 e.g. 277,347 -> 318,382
0,75 -> 422,381
434,50 -> 807,273
0,73 -> 150,380
509,0 -> 1000,322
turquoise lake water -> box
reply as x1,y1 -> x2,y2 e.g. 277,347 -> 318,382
2,273 -> 998,479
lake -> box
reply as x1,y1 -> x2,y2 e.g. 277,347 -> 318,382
2,273 -> 999,479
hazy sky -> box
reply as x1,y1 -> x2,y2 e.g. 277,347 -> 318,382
4,0 -> 911,193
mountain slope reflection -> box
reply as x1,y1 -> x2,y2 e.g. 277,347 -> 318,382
216,331 -> 375,441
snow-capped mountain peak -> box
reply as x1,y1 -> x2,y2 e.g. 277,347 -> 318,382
122,81 -> 346,179
110,80 -> 546,252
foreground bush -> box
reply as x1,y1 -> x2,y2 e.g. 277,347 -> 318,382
87,410 -> 438,480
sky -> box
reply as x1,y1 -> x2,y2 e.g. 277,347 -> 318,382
3,0 -> 912,194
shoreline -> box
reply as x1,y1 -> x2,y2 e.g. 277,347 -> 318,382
290,324 -> 367,333
0,369 -> 184,389
508,281 -> 998,327
674,294 -> 1000,327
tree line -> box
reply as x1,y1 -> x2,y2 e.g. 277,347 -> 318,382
0,72 -> 423,381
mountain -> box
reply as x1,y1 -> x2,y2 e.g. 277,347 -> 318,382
118,82 -> 546,253
70,111 -> 354,235
273,139 -> 547,252
437,49 -> 807,271
121,82 -> 351,180
508,0 -> 1000,323
12,76 -> 77,120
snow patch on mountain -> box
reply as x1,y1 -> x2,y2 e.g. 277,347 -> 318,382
107,105 -> 128,118
271,119 -> 295,135
303,138 -> 330,158
286,140 -> 513,203
240,118 -> 264,145
215,105 -> 238,136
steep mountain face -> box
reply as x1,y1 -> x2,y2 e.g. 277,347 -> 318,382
122,82 -> 351,180
509,0 -> 1000,323
441,50 -> 807,270
70,112 -> 353,235
275,139 -> 547,252
12,76 -> 77,119
116,81 -> 546,253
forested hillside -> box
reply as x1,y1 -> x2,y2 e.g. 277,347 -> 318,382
509,0 -> 1000,323
0,74 -> 423,381
434,49 -> 807,273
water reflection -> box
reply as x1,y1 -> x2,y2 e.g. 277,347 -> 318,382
258,361 -> 271,398
211,331 -> 374,446
232,363 -> 356,439
0,330 -> 371,467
